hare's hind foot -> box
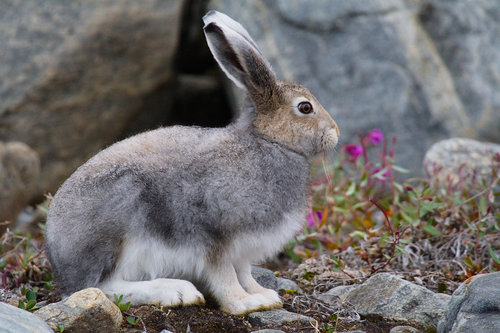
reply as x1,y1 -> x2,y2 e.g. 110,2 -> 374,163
207,261 -> 282,315
100,278 -> 205,307
220,292 -> 282,315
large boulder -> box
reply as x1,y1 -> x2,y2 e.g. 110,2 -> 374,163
438,272 -> 500,333
0,141 -> 40,223
0,302 -> 52,333
0,0 -> 184,196
208,0 -> 500,176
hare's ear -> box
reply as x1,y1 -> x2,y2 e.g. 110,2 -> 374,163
203,11 -> 278,93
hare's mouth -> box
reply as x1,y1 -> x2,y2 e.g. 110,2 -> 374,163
321,129 -> 339,152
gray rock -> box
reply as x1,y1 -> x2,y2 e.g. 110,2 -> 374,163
276,277 -> 302,293
208,0 -> 500,177
35,288 -> 122,333
251,266 -> 278,291
338,331 -> 366,333
317,285 -> 355,303
438,272 -> 500,333
0,0 -> 183,195
251,330 -> 285,333
0,141 -> 40,223
247,308 -> 316,327
419,0 -> 500,142
0,302 -> 52,333
424,138 -> 500,192
390,326 -> 422,333
343,273 -> 450,330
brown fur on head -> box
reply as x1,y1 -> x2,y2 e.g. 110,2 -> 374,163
203,11 -> 339,158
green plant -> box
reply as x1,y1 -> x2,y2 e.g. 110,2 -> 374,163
291,129 -> 500,285
113,294 -> 142,327
18,287 -> 40,312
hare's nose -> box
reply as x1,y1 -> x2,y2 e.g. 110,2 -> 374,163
331,119 -> 340,137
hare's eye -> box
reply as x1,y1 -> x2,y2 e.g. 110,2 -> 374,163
298,102 -> 313,114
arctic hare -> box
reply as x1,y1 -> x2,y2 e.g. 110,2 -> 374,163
45,10 -> 339,315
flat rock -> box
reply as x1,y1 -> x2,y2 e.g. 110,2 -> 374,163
251,266 -> 278,291
0,302 -> 52,333
341,273 -> 450,330
35,287 -> 122,333
317,285 -> 355,303
390,326 -> 423,333
438,272 -> 500,333
247,308 -> 315,327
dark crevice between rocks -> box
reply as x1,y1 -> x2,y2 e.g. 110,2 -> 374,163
119,0 -> 232,139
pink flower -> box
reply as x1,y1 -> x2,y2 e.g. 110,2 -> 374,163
367,129 -> 383,145
345,144 -> 364,160
307,210 -> 323,227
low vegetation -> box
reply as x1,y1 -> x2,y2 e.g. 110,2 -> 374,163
0,130 -> 498,331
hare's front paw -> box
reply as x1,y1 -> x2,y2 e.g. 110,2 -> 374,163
221,293 -> 282,315
148,279 -> 205,307
258,288 -> 281,305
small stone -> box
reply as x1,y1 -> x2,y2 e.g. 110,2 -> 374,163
0,302 -> 52,333
35,288 -> 122,333
247,308 -> 316,327
438,272 -> 500,333
390,326 -> 422,333
251,266 -> 278,291
276,277 -> 302,293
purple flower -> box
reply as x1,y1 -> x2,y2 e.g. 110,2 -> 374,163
307,210 -> 323,227
367,129 -> 384,146
344,144 -> 364,160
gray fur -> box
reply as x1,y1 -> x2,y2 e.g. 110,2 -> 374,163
45,11 -> 338,303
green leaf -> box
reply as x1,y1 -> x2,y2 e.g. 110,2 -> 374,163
56,324 -> 65,333
18,300 -> 25,309
25,300 -> 37,310
437,283 -> 447,293
0,258 -> 6,270
284,247 -> 302,264
423,224 -> 441,237
126,316 -> 137,325
346,182 -> 356,196
393,182 -> 404,193
349,230 -> 368,240
26,290 -> 36,302
489,245 -> 500,264
392,165 -> 410,173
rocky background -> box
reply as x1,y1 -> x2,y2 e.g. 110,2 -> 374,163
1,0 -> 499,230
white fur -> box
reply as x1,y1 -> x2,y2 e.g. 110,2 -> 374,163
98,209 -> 304,314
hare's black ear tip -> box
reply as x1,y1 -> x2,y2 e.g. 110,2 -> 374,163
203,22 -> 222,34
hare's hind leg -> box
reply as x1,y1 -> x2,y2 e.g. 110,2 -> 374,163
205,259 -> 282,315
234,262 -> 282,306
99,278 -> 205,307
